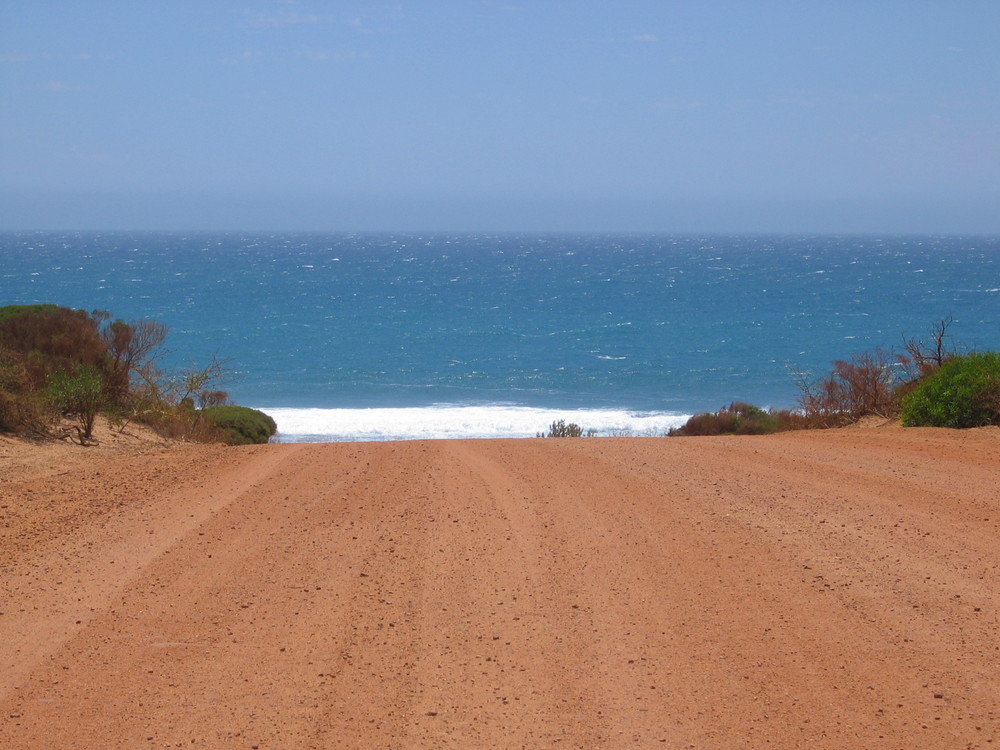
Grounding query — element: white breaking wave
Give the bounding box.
[257,405,689,443]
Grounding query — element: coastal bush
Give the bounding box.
[0,346,50,434]
[900,352,1000,428]
[539,419,594,438]
[45,365,105,442]
[0,305,113,391]
[0,304,61,324]
[0,303,252,445]
[899,314,958,379]
[668,402,801,436]
[795,348,902,427]
[198,390,230,408]
[96,314,168,401]
[200,405,277,445]
[139,403,219,443]
[791,317,968,429]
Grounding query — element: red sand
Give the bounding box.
[1,423,998,748]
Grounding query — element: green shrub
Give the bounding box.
[900,351,1000,428]
[200,405,277,445]
[46,365,105,441]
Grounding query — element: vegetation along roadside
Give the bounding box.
[0,304,276,445]
[3,306,996,444]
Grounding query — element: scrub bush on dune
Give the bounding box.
[45,365,105,442]
[795,348,901,427]
[200,405,277,445]
[0,304,252,444]
[669,402,802,436]
[538,419,595,437]
[0,345,50,434]
[901,352,1000,428]
[792,317,963,428]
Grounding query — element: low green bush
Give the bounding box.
[200,405,277,445]
[900,352,1000,428]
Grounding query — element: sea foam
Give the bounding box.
[258,405,688,443]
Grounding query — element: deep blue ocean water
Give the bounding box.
[2,232,998,441]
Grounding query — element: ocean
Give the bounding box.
[2,232,997,441]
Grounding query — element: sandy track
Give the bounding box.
[1,426,998,748]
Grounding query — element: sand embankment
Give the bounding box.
[1,423,998,748]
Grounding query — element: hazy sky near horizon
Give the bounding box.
[2,1,999,233]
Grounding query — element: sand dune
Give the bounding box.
[1,425,998,748]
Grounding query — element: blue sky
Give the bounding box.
[2,1,999,232]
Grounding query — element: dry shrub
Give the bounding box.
[796,348,901,427]
[539,419,594,437]
[198,390,230,408]
[669,402,802,436]
[0,306,111,391]
[899,314,956,379]
[0,345,51,434]
[142,405,227,443]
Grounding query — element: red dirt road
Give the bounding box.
[1,426,998,748]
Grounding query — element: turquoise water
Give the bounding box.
[2,232,998,440]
